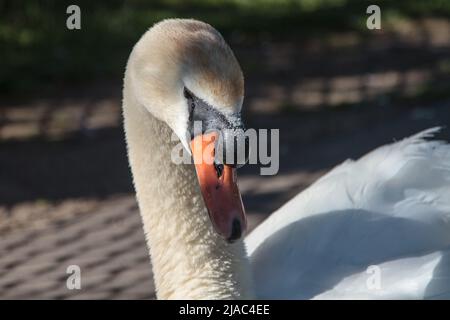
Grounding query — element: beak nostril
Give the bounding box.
[214,161,224,178]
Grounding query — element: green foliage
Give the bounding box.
[1,0,450,95]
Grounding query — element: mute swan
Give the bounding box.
[122,19,450,299]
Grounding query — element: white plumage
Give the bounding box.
[124,19,450,299]
[246,127,450,299]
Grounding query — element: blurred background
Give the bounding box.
[1,0,450,299]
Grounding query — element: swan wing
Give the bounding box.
[245,128,450,299]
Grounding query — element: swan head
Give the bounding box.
[127,19,248,242]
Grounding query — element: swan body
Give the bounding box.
[247,128,450,299]
[122,18,450,299]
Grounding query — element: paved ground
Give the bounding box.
[0,98,449,299]
[0,193,283,299]
[0,196,153,299]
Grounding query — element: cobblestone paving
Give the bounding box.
[0,196,156,299]
[0,190,281,299]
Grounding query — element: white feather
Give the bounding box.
[246,127,450,299]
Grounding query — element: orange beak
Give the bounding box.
[190,132,247,242]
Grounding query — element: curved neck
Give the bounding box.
[123,82,253,299]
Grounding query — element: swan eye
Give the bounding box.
[183,87,192,99]
[183,87,195,107]
[183,87,196,121]
[214,161,224,178]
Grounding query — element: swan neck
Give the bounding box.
[122,84,253,299]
